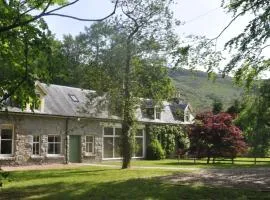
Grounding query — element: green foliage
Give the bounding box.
[236,80,270,157]
[149,125,189,157]
[212,98,223,114]
[146,139,165,160]
[0,0,70,108]
[170,68,243,112]
[221,0,270,85]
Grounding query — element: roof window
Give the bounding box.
[68,94,79,102]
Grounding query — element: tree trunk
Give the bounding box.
[207,156,210,164]
[121,37,134,169]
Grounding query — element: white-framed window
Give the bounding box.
[146,107,161,120]
[0,125,13,156]
[48,135,61,155]
[155,108,161,120]
[103,126,145,159]
[86,136,94,153]
[32,135,40,155]
[103,127,121,158]
[134,129,144,158]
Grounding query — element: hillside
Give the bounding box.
[169,69,243,113]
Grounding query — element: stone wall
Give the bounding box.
[0,114,104,166]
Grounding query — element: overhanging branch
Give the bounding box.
[0,0,119,33]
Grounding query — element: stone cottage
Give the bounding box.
[0,83,193,165]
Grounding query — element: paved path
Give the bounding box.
[1,163,198,171]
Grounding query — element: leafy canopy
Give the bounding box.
[188,112,247,162]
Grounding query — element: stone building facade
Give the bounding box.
[0,83,193,165]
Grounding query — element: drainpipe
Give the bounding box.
[65,118,69,164]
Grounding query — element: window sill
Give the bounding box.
[0,156,15,161]
[84,153,96,157]
[30,155,45,159]
[46,155,65,159]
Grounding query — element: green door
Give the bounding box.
[69,135,81,163]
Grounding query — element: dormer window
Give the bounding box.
[155,107,161,120]
[69,94,79,102]
[184,111,190,122]
[145,107,161,120]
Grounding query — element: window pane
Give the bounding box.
[147,108,155,119]
[1,129,12,139]
[48,136,54,142]
[33,143,40,155]
[55,136,61,142]
[86,136,93,142]
[33,136,39,142]
[114,137,121,158]
[55,143,61,154]
[86,143,93,153]
[135,138,143,157]
[103,137,113,158]
[48,143,54,154]
[104,127,113,135]
[156,112,161,119]
[115,128,122,135]
[136,129,143,136]
[1,140,12,154]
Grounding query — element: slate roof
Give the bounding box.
[4,83,192,124]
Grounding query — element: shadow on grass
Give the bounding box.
[2,176,270,200]
[9,168,118,182]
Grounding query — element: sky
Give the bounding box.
[44,0,269,77]
[44,0,246,47]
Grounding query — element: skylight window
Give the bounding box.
[68,94,79,102]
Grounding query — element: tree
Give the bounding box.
[149,125,189,158]
[188,112,247,164]
[236,80,270,161]
[78,0,177,168]
[217,0,269,84]
[212,98,223,114]
[0,0,119,107]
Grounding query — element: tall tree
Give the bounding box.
[236,80,270,159]
[0,0,119,107]
[79,0,177,168]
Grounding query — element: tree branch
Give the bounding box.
[209,1,264,42]
[0,0,119,33]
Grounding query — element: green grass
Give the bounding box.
[2,165,270,200]
[103,157,270,169]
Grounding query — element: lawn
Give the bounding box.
[103,157,270,169]
[2,165,270,200]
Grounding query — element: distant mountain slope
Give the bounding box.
[169,69,243,113]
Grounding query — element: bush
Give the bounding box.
[149,125,189,158]
[146,139,165,160]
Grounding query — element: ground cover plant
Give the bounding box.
[2,166,270,200]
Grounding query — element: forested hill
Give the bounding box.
[169,69,243,113]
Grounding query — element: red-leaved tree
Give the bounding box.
[188,112,247,164]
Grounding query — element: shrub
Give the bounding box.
[146,139,165,160]
[149,125,189,157]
